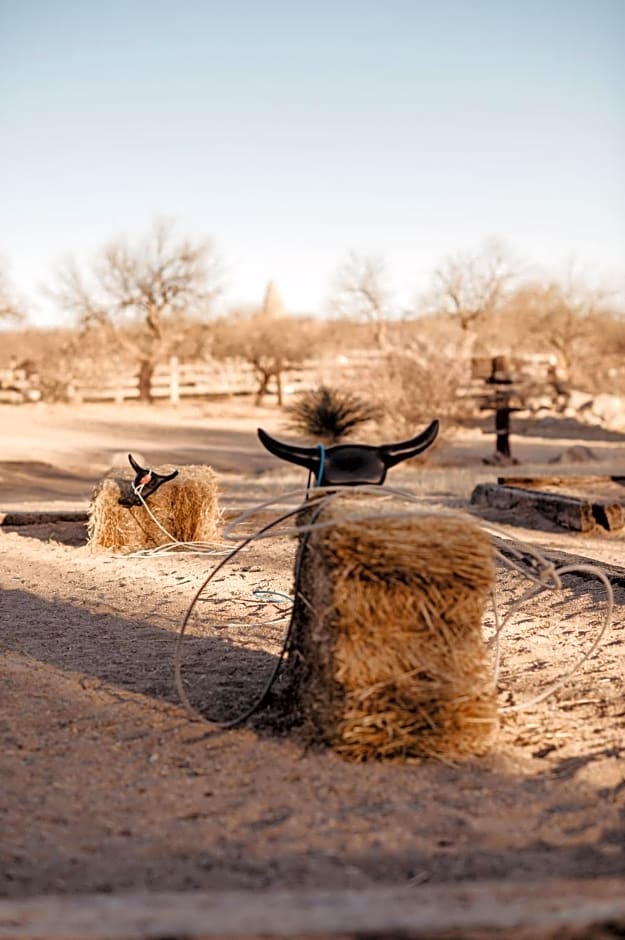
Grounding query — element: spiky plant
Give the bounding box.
[284,384,380,444]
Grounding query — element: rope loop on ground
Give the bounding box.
[172,485,614,727]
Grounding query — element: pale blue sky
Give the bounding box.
[1,0,624,323]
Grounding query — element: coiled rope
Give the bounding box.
[172,483,614,726]
[124,480,233,557]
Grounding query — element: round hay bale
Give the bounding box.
[284,494,498,760]
[88,464,220,553]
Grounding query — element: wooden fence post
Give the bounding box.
[486,356,516,462]
[169,356,180,405]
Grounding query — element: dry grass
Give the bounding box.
[285,494,498,760]
[88,465,220,553]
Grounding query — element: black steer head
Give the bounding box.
[257,420,439,487]
[118,453,179,507]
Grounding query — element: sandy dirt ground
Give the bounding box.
[1,401,624,934]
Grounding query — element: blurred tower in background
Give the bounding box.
[261,280,287,318]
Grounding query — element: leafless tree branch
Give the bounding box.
[329,252,392,347]
[423,238,520,331]
[50,220,223,400]
[0,261,27,323]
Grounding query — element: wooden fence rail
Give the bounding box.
[71,358,260,403]
[1,353,375,404]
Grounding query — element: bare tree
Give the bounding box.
[423,239,519,333]
[51,221,222,401]
[213,309,318,406]
[329,252,392,348]
[0,261,26,323]
[504,276,615,389]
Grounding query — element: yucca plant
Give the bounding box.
[284,384,380,444]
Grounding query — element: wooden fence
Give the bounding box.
[43,352,383,404]
[0,350,566,409]
[1,353,380,405]
[69,358,261,403]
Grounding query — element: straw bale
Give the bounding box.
[88,465,220,553]
[285,494,497,760]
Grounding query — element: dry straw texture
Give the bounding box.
[287,494,497,760]
[88,465,220,553]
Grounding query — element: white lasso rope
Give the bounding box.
[171,484,615,723]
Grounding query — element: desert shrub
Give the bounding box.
[284,384,381,443]
[371,350,470,439]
